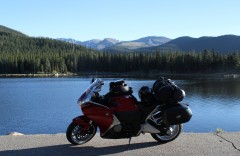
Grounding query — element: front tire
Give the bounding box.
[66,122,97,145]
[151,124,182,143]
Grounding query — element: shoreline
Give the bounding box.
[0,72,240,79]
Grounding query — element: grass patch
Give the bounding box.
[215,128,224,134]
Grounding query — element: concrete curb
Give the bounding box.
[0,133,240,156]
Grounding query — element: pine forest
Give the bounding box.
[0,31,240,75]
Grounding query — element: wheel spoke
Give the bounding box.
[151,124,182,143]
[67,122,97,145]
[71,125,96,144]
[157,125,179,140]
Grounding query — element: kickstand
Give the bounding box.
[128,137,132,145]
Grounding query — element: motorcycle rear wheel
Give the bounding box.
[66,122,97,145]
[151,124,182,143]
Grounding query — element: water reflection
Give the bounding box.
[180,79,240,105]
[176,79,240,132]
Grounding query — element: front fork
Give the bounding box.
[72,115,94,133]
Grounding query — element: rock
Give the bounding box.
[6,132,24,136]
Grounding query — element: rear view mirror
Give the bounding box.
[91,78,96,84]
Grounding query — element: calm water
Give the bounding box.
[0,77,240,135]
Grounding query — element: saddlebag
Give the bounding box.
[164,103,192,125]
[153,77,185,104]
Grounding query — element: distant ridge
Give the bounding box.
[0,25,92,54]
[0,25,27,37]
[58,36,171,51]
[2,25,240,53]
[138,35,240,53]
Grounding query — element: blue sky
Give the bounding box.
[1,0,240,41]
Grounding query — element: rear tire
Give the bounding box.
[151,124,182,143]
[66,122,96,145]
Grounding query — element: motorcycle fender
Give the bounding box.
[72,115,91,127]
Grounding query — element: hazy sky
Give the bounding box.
[1,0,240,41]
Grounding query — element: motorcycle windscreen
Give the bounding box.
[164,103,192,125]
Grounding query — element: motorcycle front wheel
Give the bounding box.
[66,122,97,145]
[151,124,182,143]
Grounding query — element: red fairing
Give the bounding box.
[81,102,113,134]
[111,95,139,112]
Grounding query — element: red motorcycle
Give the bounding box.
[66,78,192,145]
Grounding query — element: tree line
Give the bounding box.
[1,50,240,74]
[0,32,240,74]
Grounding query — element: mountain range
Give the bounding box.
[58,35,240,53]
[138,35,240,53]
[57,36,171,51]
[1,25,240,53]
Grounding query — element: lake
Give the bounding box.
[0,77,240,135]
